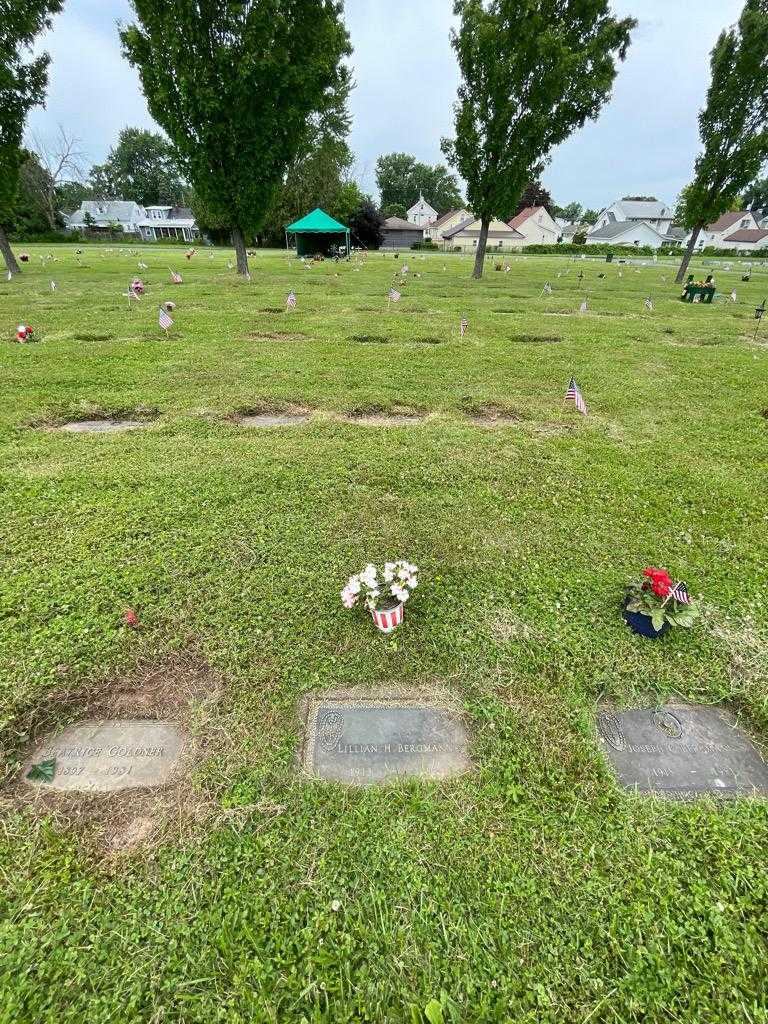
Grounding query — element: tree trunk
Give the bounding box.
[472,217,491,279]
[232,226,249,276]
[675,224,703,284]
[0,225,20,276]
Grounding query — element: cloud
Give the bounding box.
[26,0,747,208]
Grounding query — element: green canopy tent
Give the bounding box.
[285,207,350,257]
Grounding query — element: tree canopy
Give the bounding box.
[121,0,351,274]
[743,176,768,212]
[674,0,768,282]
[515,181,554,216]
[375,153,464,214]
[0,0,63,273]
[443,0,635,277]
[89,127,186,206]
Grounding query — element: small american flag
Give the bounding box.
[159,305,174,331]
[460,316,468,337]
[669,581,692,605]
[169,268,183,284]
[388,288,401,303]
[50,280,57,292]
[579,298,588,314]
[286,290,297,309]
[542,282,552,296]
[644,296,654,311]
[730,289,737,303]
[565,376,587,415]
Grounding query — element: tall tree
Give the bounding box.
[121,1,351,276]
[675,1,768,283]
[743,176,768,212]
[89,127,185,207]
[559,201,584,223]
[376,152,464,213]
[27,127,86,229]
[0,0,63,275]
[515,181,554,216]
[349,199,384,249]
[443,0,634,278]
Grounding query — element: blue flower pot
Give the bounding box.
[622,601,669,639]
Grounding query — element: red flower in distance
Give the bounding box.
[123,608,139,628]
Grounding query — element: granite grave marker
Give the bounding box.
[301,694,470,784]
[24,720,185,794]
[597,704,768,799]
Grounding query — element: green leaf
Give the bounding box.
[651,612,666,631]
[424,999,445,1024]
[26,758,56,783]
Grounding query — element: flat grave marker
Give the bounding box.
[597,704,768,799]
[24,720,185,794]
[301,693,470,785]
[58,420,148,434]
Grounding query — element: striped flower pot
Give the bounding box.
[371,602,404,633]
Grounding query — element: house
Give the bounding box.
[590,197,674,235]
[694,211,762,250]
[441,217,525,252]
[380,216,425,249]
[560,222,590,242]
[407,194,438,227]
[65,200,199,241]
[585,219,674,250]
[714,228,768,252]
[424,208,472,242]
[508,206,560,245]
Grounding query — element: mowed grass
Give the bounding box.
[1,244,767,1024]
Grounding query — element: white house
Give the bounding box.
[407,194,438,227]
[713,228,768,252]
[65,200,199,241]
[694,211,762,250]
[591,198,675,235]
[425,208,472,242]
[585,219,673,250]
[507,206,560,245]
[441,217,525,252]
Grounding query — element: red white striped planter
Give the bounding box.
[371,602,404,633]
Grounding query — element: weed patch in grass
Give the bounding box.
[71,332,114,342]
[247,330,307,341]
[351,333,390,344]
[511,333,561,344]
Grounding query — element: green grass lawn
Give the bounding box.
[1,244,767,1023]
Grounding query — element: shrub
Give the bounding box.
[411,239,438,250]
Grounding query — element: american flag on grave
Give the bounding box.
[158,305,174,332]
[644,297,653,311]
[542,281,552,296]
[388,287,401,303]
[371,603,404,633]
[669,581,692,605]
[565,376,587,415]
[169,268,183,284]
[286,290,297,309]
[579,298,588,313]
[460,315,468,337]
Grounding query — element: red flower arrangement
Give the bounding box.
[625,566,699,633]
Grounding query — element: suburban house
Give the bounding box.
[560,222,590,242]
[407,195,438,227]
[441,217,525,252]
[424,208,472,242]
[713,228,768,252]
[585,219,674,250]
[380,216,425,249]
[65,200,199,241]
[591,198,675,235]
[694,211,763,250]
[508,206,560,245]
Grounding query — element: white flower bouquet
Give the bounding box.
[341,561,419,632]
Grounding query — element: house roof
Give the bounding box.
[663,227,687,241]
[706,211,751,233]
[722,229,768,243]
[382,216,424,231]
[432,208,470,229]
[68,200,142,224]
[508,206,553,230]
[407,194,437,214]
[612,199,671,220]
[442,217,524,239]
[286,207,348,233]
[588,219,668,241]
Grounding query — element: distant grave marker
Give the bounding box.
[597,704,768,799]
[58,420,148,434]
[238,413,309,428]
[301,693,470,785]
[24,720,185,793]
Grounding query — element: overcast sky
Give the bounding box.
[28,0,745,210]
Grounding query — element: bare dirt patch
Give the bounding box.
[463,401,525,426]
[1,652,230,857]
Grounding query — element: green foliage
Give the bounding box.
[55,179,93,215]
[0,0,63,222]
[382,203,408,220]
[582,208,600,225]
[742,175,768,212]
[516,181,554,215]
[348,198,384,248]
[677,1,768,233]
[572,232,588,246]
[557,201,584,223]
[622,195,659,202]
[376,153,464,214]
[443,0,634,276]
[120,0,351,261]
[89,128,185,207]
[5,151,55,235]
